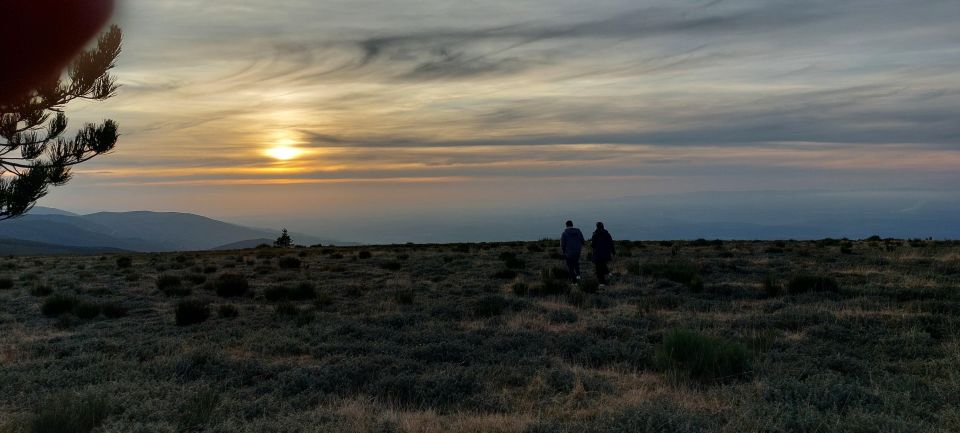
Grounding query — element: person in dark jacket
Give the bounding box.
[591,222,615,285]
[560,220,586,282]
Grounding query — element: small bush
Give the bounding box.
[763,274,782,297]
[100,302,128,319]
[177,388,220,431]
[358,251,372,259]
[157,274,189,297]
[41,295,77,317]
[0,277,13,290]
[29,392,110,433]
[787,275,839,294]
[183,273,207,285]
[654,329,750,383]
[115,256,133,269]
[548,308,578,324]
[278,256,301,269]
[640,261,703,290]
[314,292,334,308]
[175,299,210,326]
[472,295,510,318]
[218,304,239,319]
[567,288,587,307]
[264,281,316,301]
[215,273,249,297]
[31,283,53,297]
[527,243,544,253]
[393,289,415,305]
[275,302,298,316]
[580,278,600,294]
[381,261,403,271]
[510,279,529,296]
[73,301,101,320]
[493,269,518,279]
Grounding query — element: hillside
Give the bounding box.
[0,239,957,432]
[0,208,349,252]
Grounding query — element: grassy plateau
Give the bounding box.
[1,238,958,432]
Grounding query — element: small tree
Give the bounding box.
[0,25,122,220]
[275,229,293,248]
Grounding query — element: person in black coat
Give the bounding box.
[590,222,615,285]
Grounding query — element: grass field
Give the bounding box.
[1,238,958,432]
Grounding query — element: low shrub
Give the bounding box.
[218,304,239,319]
[177,388,220,432]
[393,289,415,305]
[472,295,510,318]
[510,279,529,296]
[567,288,587,307]
[763,274,782,297]
[580,278,600,294]
[0,277,13,290]
[493,269,518,279]
[73,301,101,320]
[115,256,133,269]
[175,299,210,326]
[100,302,128,319]
[358,251,373,259]
[274,302,298,316]
[215,273,249,297]
[157,274,189,297]
[654,329,750,383]
[787,275,839,294]
[29,392,110,433]
[548,308,578,324]
[183,273,206,285]
[381,261,403,271]
[314,292,334,308]
[278,256,301,269]
[31,283,53,297]
[41,294,77,317]
[640,261,703,290]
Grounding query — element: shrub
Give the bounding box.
[218,304,239,318]
[264,282,316,301]
[640,261,703,290]
[787,275,839,294]
[177,388,220,432]
[526,243,544,253]
[202,265,218,274]
[115,256,133,269]
[510,279,529,296]
[278,256,301,269]
[472,295,510,318]
[314,292,334,308]
[548,308,578,324]
[763,274,782,297]
[41,295,78,317]
[498,251,526,269]
[358,251,372,259]
[0,277,13,290]
[100,302,128,319]
[493,269,518,279]
[381,261,403,271]
[580,278,600,294]
[654,329,750,383]
[567,288,587,307]
[31,283,53,297]
[393,289,415,305]
[182,273,206,285]
[175,299,210,326]
[274,302,298,316]
[215,274,249,297]
[73,301,101,320]
[29,392,110,433]
[157,274,188,296]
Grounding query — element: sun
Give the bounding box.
[265,139,304,161]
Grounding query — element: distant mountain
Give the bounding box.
[211,238,275,251]
[0,237,128,256]
[28,206,79,217]
[0,208,351,252]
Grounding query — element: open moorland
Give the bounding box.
[1,238,958,432]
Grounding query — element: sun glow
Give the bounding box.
[265,138,304,161]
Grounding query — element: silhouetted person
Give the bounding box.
[560,220,586,282]
[591,222,615,286]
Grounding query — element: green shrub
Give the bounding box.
[275,302,298,316]
[156,274,188,296]
[183,273,207,285]
[787,275,839,294]
[548,308,578,324]
[175,299,210,326]
[472,295,510,318]
[0,277,13,290]
[29,392,110,433]
[278,256,301,269]
[763,274,782,297]
[100,302,128,319]
[30,283,52,297]
[177,388,220,432]
[314,292,334,308]
[41,295,77,317]
[215,273,249,297]
[654,329,750,383]
[381,261,403,271]
[393,289,415,305]
[567,288,587,307]
[115,256,133,269]
[510,279,529,296]
[264,282,316,301]
[580,278,600,294]
[493,269,518,279]
[498,252,526,269]
[72,301,101,320]
[358,251,372,259]
[218,304,239,319]
[641,261,703,290]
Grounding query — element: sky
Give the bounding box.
[41,0,960,241]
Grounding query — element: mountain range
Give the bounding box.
[0,207,350,255]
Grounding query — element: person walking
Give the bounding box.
[560,220,586,282]
[591,222,615,286]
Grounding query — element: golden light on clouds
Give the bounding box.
[264,133,305,161]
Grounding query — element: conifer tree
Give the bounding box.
[0,25,122,220]
[275,229,293,248]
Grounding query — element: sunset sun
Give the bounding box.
[265,139,304,161]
